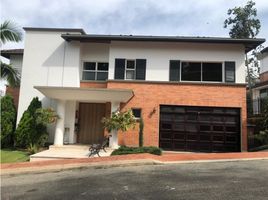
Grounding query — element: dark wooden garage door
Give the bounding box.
[159,105,241,152]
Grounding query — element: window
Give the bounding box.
[126,60,136,80]
[114,58,146,80]
[181,62,201,81]
[180,61,223,82]
[82,62,108,81]
[202,63,222,82]
[132,108,141,119]
[260,88,268,98]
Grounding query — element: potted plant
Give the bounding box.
[102,109,136,149]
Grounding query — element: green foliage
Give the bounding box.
[36,107,58,125]
[1,95,17,147]
[102,109,136,133]
[0,20,22,44]
[1,149,29,163]
[139,116,144,147]
[224,0,261,39]
[15,97,49,150]
[261,98,268,130]
[111,146,162,156]
[0,62,20,87]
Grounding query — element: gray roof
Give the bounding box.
[261,47,268,53]
[1,49,24,59]
[23,27,86,34]
[61,34,265,53]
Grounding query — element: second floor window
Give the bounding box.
[126,60,136,80]
[82,62,109,81]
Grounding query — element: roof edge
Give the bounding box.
[23,27,86,34]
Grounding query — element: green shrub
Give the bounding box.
[111,146,162,156]
[15,97,48,149]
[0,95,17,147]
[139,116,144,147]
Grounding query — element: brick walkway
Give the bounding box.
[1,152,268,174]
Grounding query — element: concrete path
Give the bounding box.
[1,152,268,175]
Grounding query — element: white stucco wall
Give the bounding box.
[80,43,110,79]
[260,52,268,74]
[109,41,245,83]
[18,30,81,143]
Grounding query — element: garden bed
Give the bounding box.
[111,146,162,156]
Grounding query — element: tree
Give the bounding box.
[0,20,23,86]
[0,20,23,44]
[223,0,261,115]
[0,62,20,87]
[15,97,47,149]
[102,109,136,148]
[224,0,260,39]
[1,95,17,147]
[139,116,144,147]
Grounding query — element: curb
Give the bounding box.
[0,159,160,176]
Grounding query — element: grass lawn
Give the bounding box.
[1,149,30,163]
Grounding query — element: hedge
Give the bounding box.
[111,146,162,156]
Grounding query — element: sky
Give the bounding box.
[1,0,268,50]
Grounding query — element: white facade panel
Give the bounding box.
[109,41,245,83]
[260,53,268,74]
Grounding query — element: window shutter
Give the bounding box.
[114,59,125,79]
[169,60,180,81]
[225,61,235,83]
[135,59,146,80]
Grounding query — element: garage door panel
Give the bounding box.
[159,105,241,152]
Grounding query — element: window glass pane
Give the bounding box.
[260,89,268,98]
[181,62,201,81]
[96,72,108,80]
[97,63,109,71]
[202,63,222,82]
[126,70,135,79]
[126,60,135,69]
[132,108,141,118]
[82,72,95,80]
[84,62,96,70]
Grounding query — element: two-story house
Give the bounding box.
[253,47,268,114]
[16,27,265,152]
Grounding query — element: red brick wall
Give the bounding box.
[260,71,268,82]
[5,86,20,110]
[80,81,107,88]
[106,82,248,151]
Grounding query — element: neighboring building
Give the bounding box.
[1,49,24,109]
[252,47,268,114]
[17,27,265,152]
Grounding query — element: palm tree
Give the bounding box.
[0,20,23,86]
[0,62,20,87]
[0,20,22,44]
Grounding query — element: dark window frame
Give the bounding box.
[174,61,224,83]
[82,61,109,81]
[131,108,142,119]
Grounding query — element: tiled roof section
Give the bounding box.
[1,49,24,59]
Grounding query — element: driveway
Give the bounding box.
[1,160,268,200]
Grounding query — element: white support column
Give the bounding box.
[109,102,120,149]
[54,100,66,146]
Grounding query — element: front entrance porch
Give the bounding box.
[34,86,133,148]
[30,145,114,161]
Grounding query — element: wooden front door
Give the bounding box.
[78,103,106,144]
